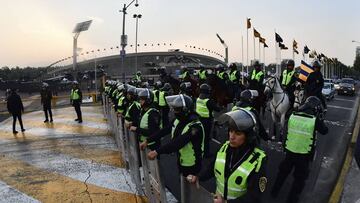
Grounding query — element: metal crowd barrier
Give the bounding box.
[102,93,214,203]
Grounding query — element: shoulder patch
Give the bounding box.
[259,177,267,193]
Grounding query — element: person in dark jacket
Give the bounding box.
[140,94,205,178]
[198,109,267,203]
[7,89,25,134]
[304,60,327,111]
[271,96,328,203]
[70,81,83,123]
[40,82,53,122]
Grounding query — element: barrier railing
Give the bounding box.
[102,93,214,203]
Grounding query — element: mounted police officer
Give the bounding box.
[304,60,327,112]
[248,61,264,91]
[198,109,267,203]
[271,96,328,203]
[195,83,222,157]
[141,94,205,180]
[152,81,163,108]
[229,63,242,100]
[133,71,143,87]
[280,59,297,108]
[40,82,53,123]
[179,66,191,82]
[198,64,208,84]
[70,81,82,123]
[130,88,161,150]
[216,64,229,82]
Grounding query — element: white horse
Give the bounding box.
[294,88,305,110]
[264,76,291,142]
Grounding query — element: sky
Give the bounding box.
[0,0,359,68]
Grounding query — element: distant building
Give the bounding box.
[356,46,360,57]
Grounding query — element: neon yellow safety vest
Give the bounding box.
[105,86,109,94]
[230,70,238,82]
[195,98,210,118]
[171,119,205,167]
[215,141,266,200]
[112,89,118,98]
[231,106,253,112]
[153,90,159,104]
[251,70,264,82]
[217,71,226,79]
[286,113,316,154]
[180,71,189,79]
[125,101,140,121]
[282,70,295,86]
[139,108,159,145]
[70,89,80,100]
[117,95,126,113]
[199,70,207,80]
[158,91,167,107]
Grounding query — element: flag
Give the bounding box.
[293,40,298,49]
[264,43,269,48]
[299,60,314,82]
[259,37,266,44]
[304,45,310,54]
[294,49,299,54]
[279,43,288,50]
[275,33,283,43]
[247,18,251,29]
[254,28,261,38]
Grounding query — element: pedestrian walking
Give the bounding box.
[7,89,25,134]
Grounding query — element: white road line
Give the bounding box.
[0,180,40,203]
[327,105,353,111]
[334,98,355,102]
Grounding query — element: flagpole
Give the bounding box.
[242,35,244,84]
[246,18,249,75]
[275,29,278,75]
[253,30,256,62]
[263,45,265,65]
[258,39,261,62]
[292,39,295,61]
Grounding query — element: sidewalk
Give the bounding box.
[341,159,360,203]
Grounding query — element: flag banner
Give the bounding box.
[279,43,288,50]
[275,32,283,43]
[260,37,266,44]
[247,18,251,29]
[293,40,298,49]
[254,28,261,38]
[294,49,299,54]
[299,60,314,82]
[304,46,310,54]
[264,43,269,48]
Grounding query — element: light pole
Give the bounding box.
[133,14,142,73]
[119,0,139,82]
[216,33,229,64]
[72,20,92,71]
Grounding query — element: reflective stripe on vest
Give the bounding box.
[199,70,207,80]
[70,89,80,100]
[251,70,264,82]
[231,106,253,112]
[112,89,118,98]
[282,70,295,86]
[196,98,210,118]
[214,141,266,200]
[171,119,205,167]
[230,70,238,82]
[117,95,126,113]
[125,101,140,121]
[158,91,167,107]
[217,72,226,79]
[139,108,159,145]
[285,113,316,154]
[180,71,189,79]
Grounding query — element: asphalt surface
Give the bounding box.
[159,90,359,203]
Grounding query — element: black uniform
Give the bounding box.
[271,116,328,203]
[199,144,267,203]
[304,71,326,109]
[41,88,53,121]
[147,113,204,176]
[7,91,25,133]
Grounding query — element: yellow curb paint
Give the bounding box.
[0,155,147,203]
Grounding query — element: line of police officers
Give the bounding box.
[103,59,328,203]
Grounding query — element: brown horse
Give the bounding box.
[161,74,199,97]
[206,74,235,107]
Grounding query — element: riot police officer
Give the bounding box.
[153,81,162,108]
[158,83,171,128]
[70,81,82,123]
[271,96,328,203]
[124,85,141,128]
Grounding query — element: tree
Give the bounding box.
[354,55,360,73]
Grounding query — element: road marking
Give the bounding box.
[327,105,353,111]
[334,98,355,102]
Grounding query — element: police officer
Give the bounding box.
[130,88,161,150]
[280,59,297,108]
[232,89,269,142]
[7,89,25,134]
[40,82,53,123]
[216,64,229,81]
[158,83,171,128]
[195,83,222,157]
[198,109,267,203]
[304,60,327,112]
[198,65,208,84]
[70,81,82,123]
[124,85,141,128]
[133,71,143,87]
[152,81,162,108]
[116,84,128,115]
[179,66,191,82]
[229,63,242,100]
[248,61,264,91]
[271,96,328,203]
[141,94,205,179]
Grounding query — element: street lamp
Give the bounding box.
[72,20,92,71]
[133,14,142,73]
[216,33,229,64]
[119,0,139,82]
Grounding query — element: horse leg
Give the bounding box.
[271,112,277,140]
[280,114,286,144]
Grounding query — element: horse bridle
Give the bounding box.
[265,76,287,113]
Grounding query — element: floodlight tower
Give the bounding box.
[216,33,229,64]
[72,20,92,70]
